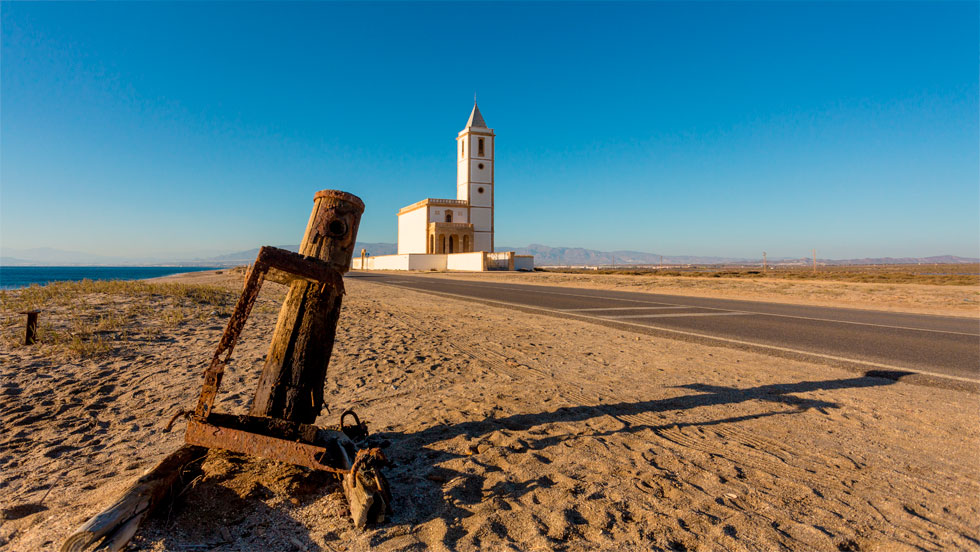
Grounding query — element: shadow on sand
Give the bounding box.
[138,370,907,551]
[367,370,907,550]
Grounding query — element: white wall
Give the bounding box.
[514,255,535,271]
[397,208,428,254]
[353,254,447,271]
[457,138,468,199]
[473,232,492,252]
[469,159,492,184]
[352,252,524,272]
[470,207,491,231]
[446,252,486,271]
[471,135,492,159]
[429,207,468,223]
[408,255,448,271]
[353,255,411,270]
[469,183,492,207]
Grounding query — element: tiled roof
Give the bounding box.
[466,102,487,128]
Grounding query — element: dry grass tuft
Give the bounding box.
[0,279,237,359]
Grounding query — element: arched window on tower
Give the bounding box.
[461,141,464,158]
[478,138,484,157]
[445,211,453,223]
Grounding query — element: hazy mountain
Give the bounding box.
[1,247,138,266]
[200,242,399,265]
[500,244,751,266]
[2,244,975,268]
[500,245,978,267]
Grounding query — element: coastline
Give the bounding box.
[0,266,225,290]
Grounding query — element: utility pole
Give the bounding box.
[763,251,767,273]
[660,255,663,268]
[812,249,817,274]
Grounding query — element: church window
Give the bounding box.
[478,163,484,170]
[461,142,464,158]
[445,211,453,223]
[478,138,484,156]
[477,187,484,194]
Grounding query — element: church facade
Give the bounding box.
[397,102,495,255]
[354,102,532,272]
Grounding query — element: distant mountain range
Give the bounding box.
[2,244,976,267]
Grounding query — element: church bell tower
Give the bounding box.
[456,102,495,252]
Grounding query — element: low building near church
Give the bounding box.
[353,102,533,272]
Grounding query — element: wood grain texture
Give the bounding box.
[61,445,206,552]
[250,190,364,423]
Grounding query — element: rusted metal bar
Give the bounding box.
[185,418,352,473]
[258,246,345,288]
[193,263,267,418]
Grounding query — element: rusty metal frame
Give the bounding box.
[193,246,343,419]
[186,246,362,473]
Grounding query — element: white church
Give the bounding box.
[353,103,533,272]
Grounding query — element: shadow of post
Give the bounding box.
[372,371,905,550]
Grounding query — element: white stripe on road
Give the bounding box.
[605,312,752,319]
[402,277,980,337]
[562,306,689,312]
[367,281,980,385]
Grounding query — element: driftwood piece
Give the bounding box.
[61,445,206,552]
[250,190,364,424]
[343,448,392,528]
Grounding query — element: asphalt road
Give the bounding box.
[347,272,980,387]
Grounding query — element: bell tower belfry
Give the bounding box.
[456,102,495,252]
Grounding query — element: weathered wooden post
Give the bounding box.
[250,190,364,423]
[20,310,39,345]
[63,190,391,552]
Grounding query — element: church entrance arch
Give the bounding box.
[429,234,434,254]
[439,235,446,254]
[448,235,455,254]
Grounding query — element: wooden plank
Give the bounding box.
[61,445,206,552]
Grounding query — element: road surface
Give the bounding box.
[347,272,980,388]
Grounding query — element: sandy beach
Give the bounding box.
[1,270,978,551]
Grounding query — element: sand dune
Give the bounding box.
[1,270,977,551]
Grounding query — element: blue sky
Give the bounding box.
[2,1,977,259]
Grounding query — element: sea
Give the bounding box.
[0,266,221,290]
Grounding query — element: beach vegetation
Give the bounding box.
[0,279,237,360]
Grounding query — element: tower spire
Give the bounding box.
[466,100,487,128]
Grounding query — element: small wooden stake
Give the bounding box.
[20,310,39,345]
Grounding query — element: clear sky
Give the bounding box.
[2,1,977,259]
